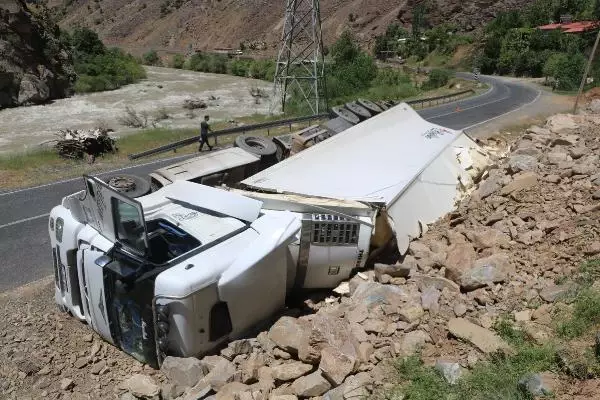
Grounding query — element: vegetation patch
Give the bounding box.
[66,27,146,93]
[388,346,557,400]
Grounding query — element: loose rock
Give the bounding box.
[291,371,331,397]
[447,318,511,354]
[161,356,205,388]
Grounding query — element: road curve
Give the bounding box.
[0,75,540,291]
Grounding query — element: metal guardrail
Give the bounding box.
[406,89,475,109]
[128,113,329,160]
[128,89,476,160]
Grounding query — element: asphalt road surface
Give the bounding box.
[0,75,540,292]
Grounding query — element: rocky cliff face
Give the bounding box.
[0,0,75,108]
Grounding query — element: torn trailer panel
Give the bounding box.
[240,103,490,255]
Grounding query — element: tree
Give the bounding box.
[543,52,586,90]
[330,30,362,66]
[70,27,105,57]
[412,3,427,38]
[525,0,553,26]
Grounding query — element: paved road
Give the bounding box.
[0,75,540,292]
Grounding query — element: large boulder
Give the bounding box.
[120,374,161,400]
[291,371,331,397]
[272,362,313,382]
[444,243,477,284]
[269,317,311,356]
[161,356,205,388]
[459,253,513,291]
[319,346,357,386]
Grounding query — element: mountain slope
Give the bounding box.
[46,0,531,54]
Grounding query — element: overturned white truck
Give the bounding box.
[48,103,489,367]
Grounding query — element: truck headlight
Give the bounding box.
[56,218,64,243]
[157,322,169,337]
[156,304,169,322]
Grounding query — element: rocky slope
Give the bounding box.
[4,106,600,399]
[44,0,530,54]
[0,0,75,108]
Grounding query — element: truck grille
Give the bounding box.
[311,214,359,245]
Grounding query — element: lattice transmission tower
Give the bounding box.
[270,0,327,115]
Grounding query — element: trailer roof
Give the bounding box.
[241,103,461,205]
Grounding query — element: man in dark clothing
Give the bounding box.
[198,115,213,151]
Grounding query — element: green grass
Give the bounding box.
[495,317,529,347]
[0,113,321,189]
[576,259,600,287]
[0,149,62,171]
[557,288,600,339]
[389,346,557,400]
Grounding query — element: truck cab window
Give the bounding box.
[113,198,146,255]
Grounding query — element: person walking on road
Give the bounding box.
[198,115,214,151]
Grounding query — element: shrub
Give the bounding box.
[171,54,185,69]
[118,106,148,128]
[422,68,451,90]
[68,28,146,93]
[143,49,161,66]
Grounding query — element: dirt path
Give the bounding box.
[0,66,275,154]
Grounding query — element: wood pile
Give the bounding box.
[53,128,117,160]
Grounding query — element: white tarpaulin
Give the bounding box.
[241,103,489,254]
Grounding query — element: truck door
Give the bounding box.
[80,247,114,344]
[80,175,149,257]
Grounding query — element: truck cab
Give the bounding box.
[49,176,301,367]
[148,147,262,190]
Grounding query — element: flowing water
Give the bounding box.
[0,66,277,154]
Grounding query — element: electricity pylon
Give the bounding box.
[271,0,327,115]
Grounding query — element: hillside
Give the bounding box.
[43,0,531,55]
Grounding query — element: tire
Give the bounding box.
[375,101,389,111]
[234,135,277,157]
[332,106,360,125]
[357,98,383,114]
[103,174,151,198]
[345,102,371,120]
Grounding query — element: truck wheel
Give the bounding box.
[234,135,277,157]
[103,174,151,198]
[357,98,383,114]
[332,106,360,125]
[345,102,371,120]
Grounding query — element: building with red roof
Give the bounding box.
[538,21,600,33]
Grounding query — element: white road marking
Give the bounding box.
[428,87,512,120]
[0,213,50,230]
[464,87,542,131]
